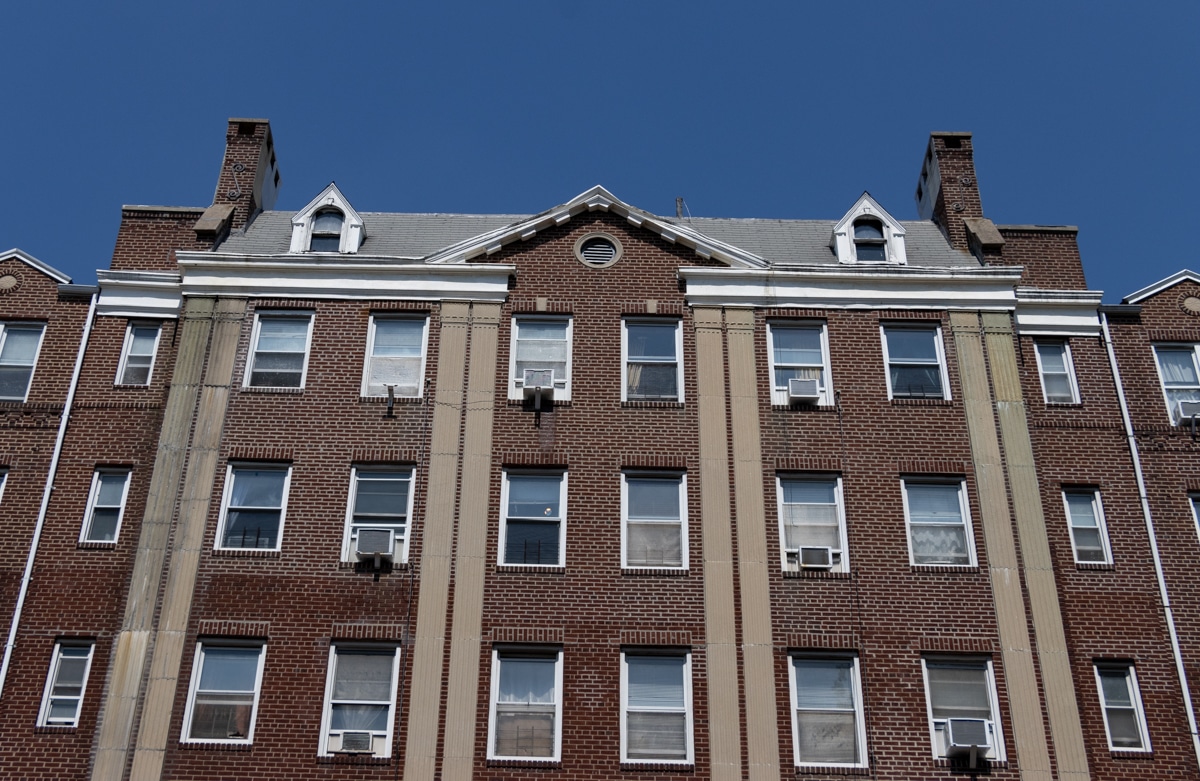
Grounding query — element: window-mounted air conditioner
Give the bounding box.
[798,546,834,570]
[945,718,992,757]
[523,369,555,408]
[787,377,821,403]
[1178,401,1200,420]
[355,528,395,565]
[337,731,374,753]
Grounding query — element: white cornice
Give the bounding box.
[1014,288,1103,336]
[96,270,183,318]
[1122,269,1200,304]
[680,265,1023,310]
[176,252,513,301]
[0,248,72,284]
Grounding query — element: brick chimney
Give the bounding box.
[915,132,984,253]
[209,118,281,233]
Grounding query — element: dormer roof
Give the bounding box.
[289,183,366,253]
[830,192,908,265]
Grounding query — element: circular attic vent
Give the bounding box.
[574,233,623,268]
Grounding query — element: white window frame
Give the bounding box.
[243,312,314,389]
[767,322,833,406]
[309,208,346,252]
[0,468,7,505]
[621,472,688,571]
[787,654,867,768]
[499,471,567,568]
[1033,340,1080,404]
[921,657,1005,761]
[487,647,564,761]
[851,217,890,263]
[360,315,429,398]
[620,651,694,764]
[318,644,401,758]
[79,468,132,543]
[115,322,162,386]
[1152,344,1200,424]
[1063,489,1112,565]
[902,478,977,567]
[776,475,848,573]
[37,641,95,727]
[1094,663,1151,752]
[341,466,416,563]
[1190,495,1200,547]
[0,322,46,402]
[508,316,573,402]
[215,464,292,552]
[880,324,950,401]
[180,642,267,744]
[622,319,684,403]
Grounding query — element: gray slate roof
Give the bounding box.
[219,210,978,270]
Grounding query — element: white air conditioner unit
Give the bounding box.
[787,377,821,403]
[355,528,395,566]
[1178,401,1200,420]
[945,718,992,757]
[798,546,834,570]
[523,369,555,408]
[337,730,374,753]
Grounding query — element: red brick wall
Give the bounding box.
[998,227,1088,290]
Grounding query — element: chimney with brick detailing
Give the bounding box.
[209,118,281,233]
[915,132,984,253]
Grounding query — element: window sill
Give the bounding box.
[315,753,391,765]
[620,761,694,772]
[1110,749,1154,759]
[1075,561,1115,571]
[487,758,562,768]
[622,400,684,409]
[496,564,566,574]
[783,569,850,580]
[211,548,282,559]
[910,564,980,574]
[1045,401,1083,407]
[77,540,117,550]
[793,765,870,776]
[360,395,424,404]
[179,740,254,751]
[239,386,304,394]
[771,403,838,412]
[113,383,153,390]
[34,725,78,734]
[933,758,1006,769]
[337,560,410,572]
[622,567,690,577]
[506,398,572,408]
[890,398,953,406]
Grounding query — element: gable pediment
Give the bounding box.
[289,183,366,253]
[1124,269,1200,304]
[0,248,72,284]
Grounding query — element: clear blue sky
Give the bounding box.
[3,2,1196,301]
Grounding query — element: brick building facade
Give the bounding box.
[1,119,1198,780]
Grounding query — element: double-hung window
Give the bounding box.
[309,209,344,252]
[245,313,313,389]
[1095,663,1150,752]
[0,322,45,401]
[922,658,1004,760]
[363,316,427,397]
[182,643,266,743]
[80,469,131,543]
[903,479,976,567]
[768,323,832,405]
[320,645,400,757]
[343,467,414,562]
[216,465,290,550]
[622,473,687,570]
[777,476,847,572]
[510,317,572,401]
[1034,340,1079,404]
[1063,489,1111,564]
[623,320,683,402]
[488,648,563,760]
[621,652,693,764]
[881,325,949,400]
[116,323,161,386]
[37,642,95,727]
[788,656,866,767]
[1154,345,1200,423]
[500,472,566,567]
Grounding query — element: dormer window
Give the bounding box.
[852,219,887,262]
[309,209,344,252]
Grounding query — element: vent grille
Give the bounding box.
[580,237,617,265]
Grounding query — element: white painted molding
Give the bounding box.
[289,183,366,254]
[0,248,72,284]
[1014,288,1103,336]
[830,193,908,266]
[96,270,183,318]
[1123,269,1200,304]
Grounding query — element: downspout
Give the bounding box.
[0,290,97,697]
[1100,311,1200,765]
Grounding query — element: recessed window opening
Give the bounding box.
[852,219,887,262]
[310,209,344,252]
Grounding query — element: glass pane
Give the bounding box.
[0,327,43,363]
[495,710,554,756]
[96,473,126,505]
[1157,349,1199,385]
[854,243,887,262]
[48,697,81,721]
[1106,708,1143,748]
[853,221,884,240]
[331,703,389,731]
[782,480,835,505]
[230,470,286,508]
[517,321,567,341]
[1099,670,1133,706]
[626,324,677,360]
[498,658,556,704]
[890,366,943,397]
[507,476,561,518]
[785,523,839,551]
[189,693,253,739]
[885,329,938,362]
[256,318,309,351]
[333,651,393,701]
[627,479,680,519]
[53,655,89,690]
[794,660,854,709]
[0,367,34,398]
[1036,343,1067,373]
[504,520,560,565]
[927,665,990,719]
[907,484,962,523]
[627,363,678,398]
[222,509,280,548]
[627,523,683,566]
[1066,494,1097,527]
[354,473,409,519]
[627,657,685,708]
[774,367,823,390]
[129,327,158,355]
[121,363,151,385]
[1043,373,1074,402]
[911,525,969,564]
[627,711,687,758]
[1072,528,1105,561]
[309,235,341,252]
[372,320,424,356]
[313,211,343,232]
[86,508,120,542]
[772,328,823,366]
[796,711,858,764]
[198,648,260,692]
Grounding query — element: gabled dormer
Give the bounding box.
[831,193,907,265]
[289,183,365,254]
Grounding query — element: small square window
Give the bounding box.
[319,645,400,757]
[881,325,949,400]
[245,314,313,389]
[216,465,291,551]
[1153,345,1200,423]
[621,652,693,763]
[80,469,131,543]
[1063,489,1111,565]
[623,320,683,402]
[622,474,687,570]
[116,323,161,386]
[789,655,866,767]
[182,643,266,743]
[0,322,45,401]
[768,323,833,405]
[500,472,566,567]
[509,317,572,402]
[922,657,1004,760]
[37,642,95,727]
[362,316,427,397]
[343,467,414,562]
[488,648,563,760]
[1095,663,1150,751]
[903,479,976,567]
[1034,341,1079,404]
[778,476,847,573]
